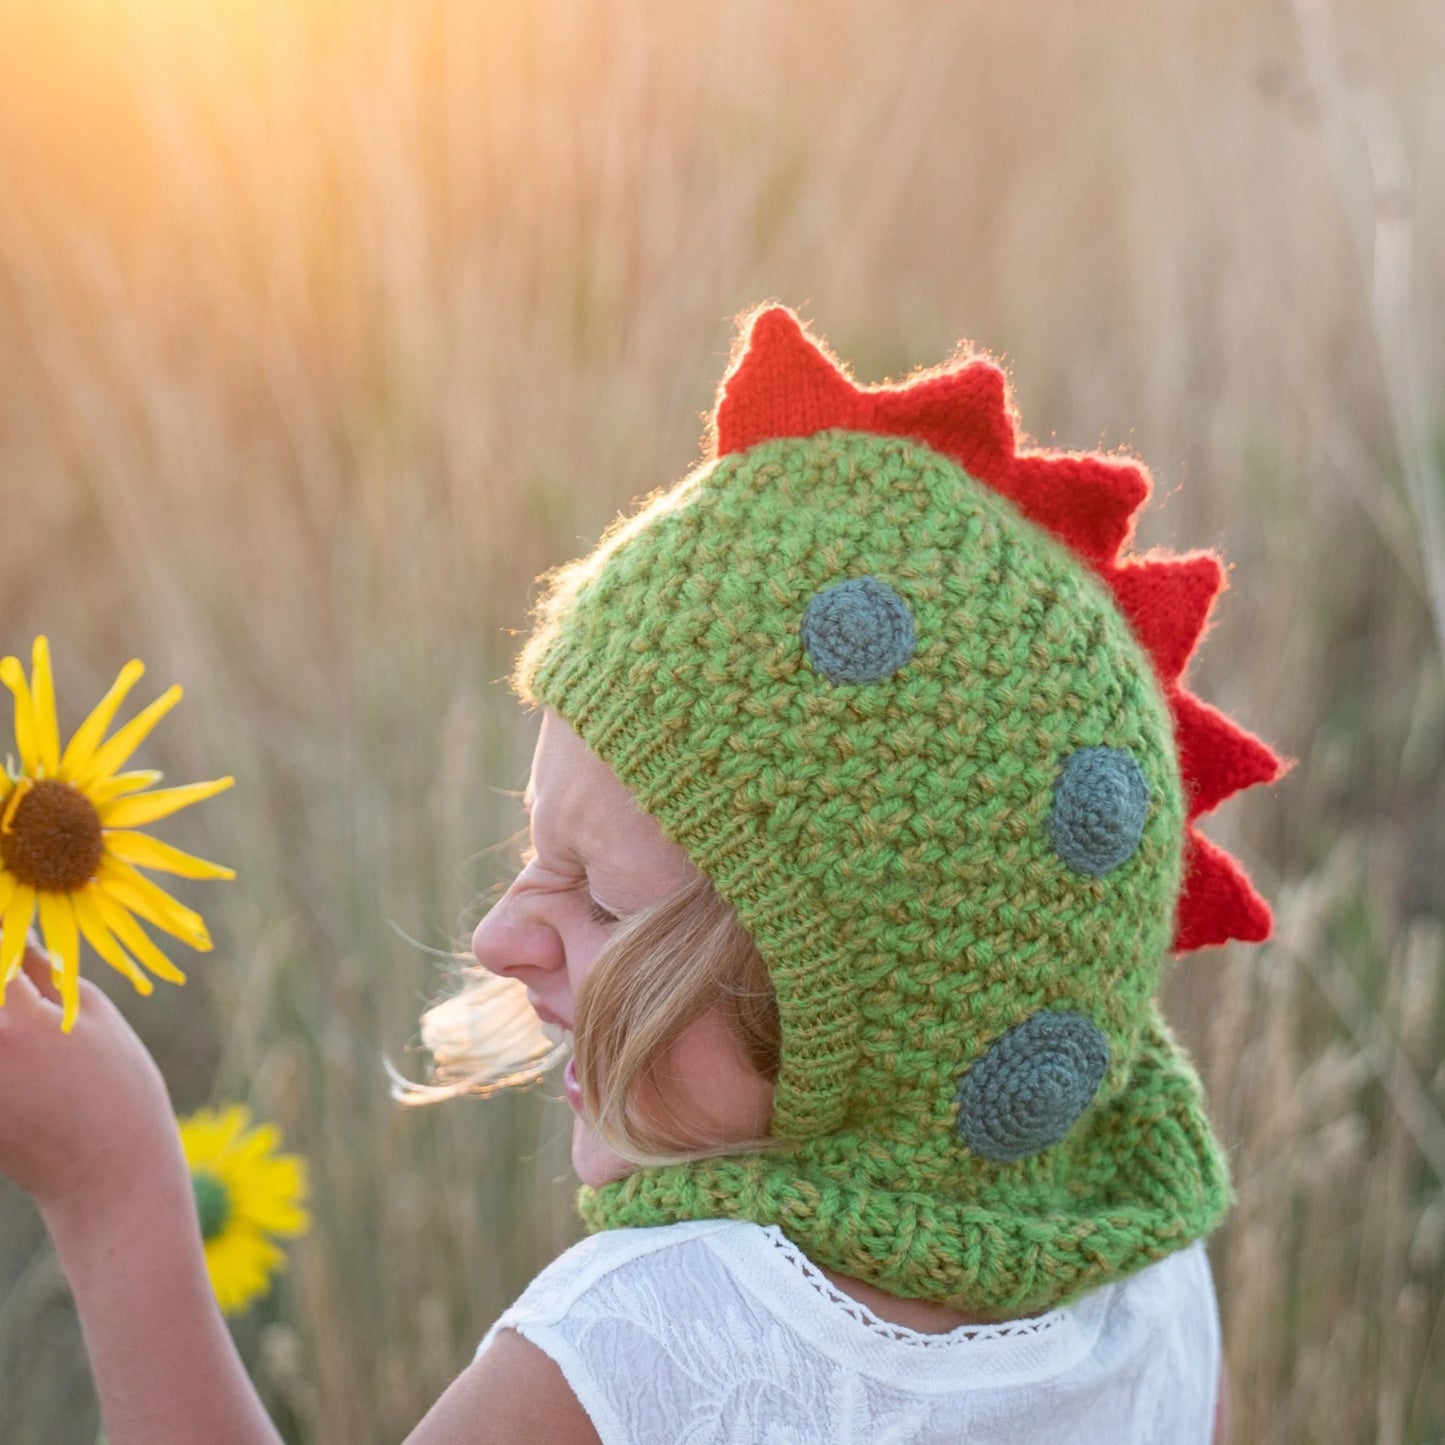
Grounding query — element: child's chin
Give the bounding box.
[571,1115,636,1188]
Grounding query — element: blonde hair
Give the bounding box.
[395,872,781,1167]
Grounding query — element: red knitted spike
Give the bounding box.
[868,364,1018,486]
[1174,691,1285,821]
[714,307,864,458]
[1005,454,1148,566]
[1174,831,1274,950]
[1108,553,1224,684]
[710,304,1280,954]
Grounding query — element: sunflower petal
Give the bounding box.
[0,884,36,989]
[104,830,236,882]
[37,891,81,1032]
[29,637,61,779]
[73,887,154,997]
[0,872,15,917]
[89,770,164,804]
[239,1193,311,1237]
[91,893,188,985]
[0,657,39,776]
[236,1162,311,1234]
[1,778,29,835]
[183,1104,250,1160]
[98,776,234,829]
[79,684,183,787]
[208,1231,286,1315]
[213,1105,252,1152]
[225,1103,253,1133]
[96,858,212,950]
[233,1123,284,1163]
[58,659,145,781]
[179,1110,229,1165]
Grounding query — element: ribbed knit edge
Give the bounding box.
[576,1017,1231,1316]
[531,653,860,1139]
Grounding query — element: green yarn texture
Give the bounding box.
[515,429,1231,1315]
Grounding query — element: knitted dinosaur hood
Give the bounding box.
[512,305,1282,1314]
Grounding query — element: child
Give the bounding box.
[0,305,1281,1443]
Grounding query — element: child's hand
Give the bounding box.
[0,943,177,1221]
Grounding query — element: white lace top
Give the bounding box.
[477,1219,1220,1444]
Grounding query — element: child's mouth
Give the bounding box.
[527,995,570,1030]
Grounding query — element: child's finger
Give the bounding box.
[20,944,62,1006]
[0,963,63,1027]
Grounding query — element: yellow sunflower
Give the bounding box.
[0,636,235,1032]
[179,1104,311,1316]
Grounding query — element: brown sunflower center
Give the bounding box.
[0,779,104,892]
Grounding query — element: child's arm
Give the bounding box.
[0,951,283,1445]
[407,1329,602,1445]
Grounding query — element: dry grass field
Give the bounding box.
[0,0,1441,1440]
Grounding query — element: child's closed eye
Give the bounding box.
[585,895,620,927]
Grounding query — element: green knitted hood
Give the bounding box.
[512,307,1281,1315]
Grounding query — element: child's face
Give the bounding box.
[471,708,775,1187]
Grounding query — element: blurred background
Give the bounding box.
[0,0,1441,1440]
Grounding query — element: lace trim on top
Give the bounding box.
[762,1225,1070,1349]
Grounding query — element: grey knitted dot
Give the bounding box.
[1047,747,1150,877]
[954,1011,1110,1163]
[801,577,917,684]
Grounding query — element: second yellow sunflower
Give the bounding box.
[179,1104,310,1316]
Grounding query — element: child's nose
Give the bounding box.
[470,888,564,979]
